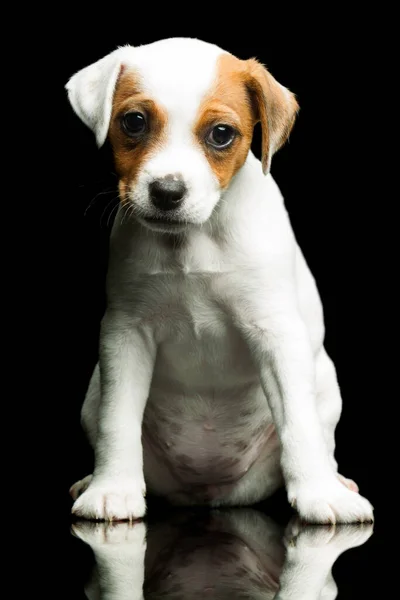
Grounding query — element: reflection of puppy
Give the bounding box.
[67,37,374,524]
[72,509,373,599]
[73,521,146,600]
[278,522,373,599]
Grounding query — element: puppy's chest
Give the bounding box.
[126,269,255,389]
[133,271,231,342]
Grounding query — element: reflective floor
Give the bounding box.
[64,495,380,599]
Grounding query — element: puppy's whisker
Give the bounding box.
[84,188,119,216]
[79,172,118,186]
[120,202,139,226]
[105,202,121,228]
[126,205,135,223]
[97,195,121,226]
[120,204,131,226]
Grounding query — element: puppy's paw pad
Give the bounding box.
[72,480,146,521]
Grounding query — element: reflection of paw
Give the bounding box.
[72,520,147,549]
[72,521,147,600]
[278,521,373,600]
[284,517,373,551]
[72,478,146,521]
[288,478,374,524]
[69,475,93,500]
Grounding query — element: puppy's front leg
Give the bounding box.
[72,311,156,521]
[240,304,373,524]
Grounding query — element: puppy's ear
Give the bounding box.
[65,48,127,147]
[245,59,299,174]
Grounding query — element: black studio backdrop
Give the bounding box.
[43,18,379,518]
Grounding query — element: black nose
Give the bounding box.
[149,175,187,211]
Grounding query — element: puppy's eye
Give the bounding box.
[207,125,236,149]
[121,112,147,136]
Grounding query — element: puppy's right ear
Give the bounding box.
[245,59,299,175]
[65,47,128,147]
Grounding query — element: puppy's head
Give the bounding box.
[66,38,298,233]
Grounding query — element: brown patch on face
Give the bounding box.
[194,54,255,189]
[108,68,168,201]
[194,53,299,187]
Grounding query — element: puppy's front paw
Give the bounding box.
[72,478,146,521]
[288,478,374,525]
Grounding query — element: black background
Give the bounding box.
[36,12,387,595]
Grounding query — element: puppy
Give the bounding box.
[66,37,373,523]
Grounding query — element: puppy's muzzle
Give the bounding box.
[149,174,187,212]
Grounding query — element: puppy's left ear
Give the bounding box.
[65,47,127,147]
[245,59,299,174]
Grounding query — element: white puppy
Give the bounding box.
[66,37,373,524]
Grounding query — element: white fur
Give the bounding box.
[66,48,123,147]
[66,38,373,524]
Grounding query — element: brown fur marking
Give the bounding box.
[108,68,168,200]
[194,54,255,189]
[194,53,299,185]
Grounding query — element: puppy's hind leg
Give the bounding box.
[70,475,93,500]
[70,364,101,500]
[316,349,359,493]
[81,363,101,448]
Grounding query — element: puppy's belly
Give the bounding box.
[142,383,280,504]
